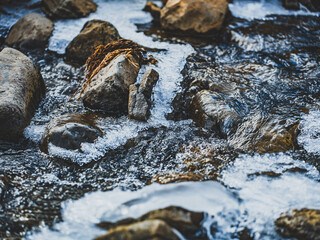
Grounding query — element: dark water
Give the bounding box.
[0,0,320,239]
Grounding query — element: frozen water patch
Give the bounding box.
[298,110,320,154]
[230,0,320,20]
[27,181,240,240]
[220,153,320,239]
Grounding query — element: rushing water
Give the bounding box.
[0,0,320,239]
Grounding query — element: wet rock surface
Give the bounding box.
[4,13,54,49]
[82,53,140,113]
[0,0,319,239]
[0,48,45,141]
[95,219,180,240]
[160,0,228,33]
[41,113,103,153]
[96,206,205,240]
[128,69,159,121]
[41,0,97,19]
[66,20,120,65]
[275,209,320,240]
[169,15,320,154]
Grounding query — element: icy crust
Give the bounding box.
[27,181,240,240]
[298,110,320,154]
[220,153,320,239]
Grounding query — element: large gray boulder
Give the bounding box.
[66,20,120,65]
[41,0,97,19]
[41,114,103,153]
[128,69,159,121]
[0,48,45,141]
[82,54,140,113]
[5,13,54,49]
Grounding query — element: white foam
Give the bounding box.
[220,153,320,238]
[298,110,320,154]
[27,181,239,240]
[229,0,320,20]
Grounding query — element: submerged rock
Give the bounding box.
[282,0,300,10]
[4,13,54,49]
[191,90,241,138]
[95,219,179,240]
[160,0,228,33]
[150,172,204,184]
[41,114,103,153]
[41,0,97,19]
[275,209,320,240]
[128,69,159,121]
[66,20,120,65]
[282,0,320,11]
[229,113,298,154]
[0,48,45,141]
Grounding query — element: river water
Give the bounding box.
[0,0,320,239]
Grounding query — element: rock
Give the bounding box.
[140,69,159,99]
[299,0,320,11]
[94,219,179,240]
[41,0,97,19]
[128,69,159,121]
[66,20,120,65]
[229,113,298,154]
[160,0,228,33]
[0,48,45,141]
[4,13,54,49]
[150,172,203,184]
[82,53,140,113]
[139,206,204,236]
[275,209,320,240]
[143,1,161,22]
[190,90,241,138]
[128,84,149,121]
[282,0,300,10]
[41,114,103,153]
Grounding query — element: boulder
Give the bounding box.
[41,0,97,19]
[128,69,159,121]
[95,219,179,240]
[4,13,54,49]
[275,209,320,240]
[41,114,103,153]
[139,206,204,236]
[160,0,228,33]
[150,172,204,184]
[229,113,298,154]
[190,90,240,138]
[66,20,120,65]
[0,48,45,141]
[82,54,140,113]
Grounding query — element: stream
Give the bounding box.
[0,0,320,239]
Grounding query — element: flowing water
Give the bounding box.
[0,0,320,239]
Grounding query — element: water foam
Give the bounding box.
[27,181,239,240]
[298,110,320,154]
[220,153,320,238]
